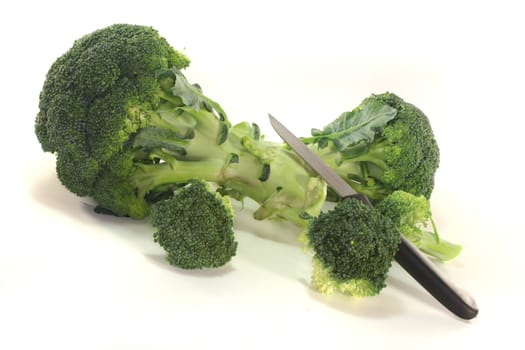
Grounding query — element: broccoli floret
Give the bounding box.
[303,197,400,297]
[304,92,440,201]
[151,180,237,269]
[376,190,461,261]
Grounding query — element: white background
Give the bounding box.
[1,0,524,349]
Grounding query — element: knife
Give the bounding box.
[268,114,478,320]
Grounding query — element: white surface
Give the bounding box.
[2,1,524,349]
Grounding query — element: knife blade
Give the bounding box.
[269,113,478,320]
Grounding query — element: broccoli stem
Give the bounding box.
[133,160,225,198]
[417,231,462,261]
[130,108,327,226]
[307,143,390,200]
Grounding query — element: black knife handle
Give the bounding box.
[348,194,478,320]
[395,236,478,319]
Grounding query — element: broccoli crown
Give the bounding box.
[151,180,237,269]
[306,92,440,200]
[35,23,190,197]
[376,190,462,261]
[305,197,400,297]
[365,93,440,198]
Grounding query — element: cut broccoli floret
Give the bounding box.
[304,92,440,201]
[304,197,400,297]
[376,190,461,261]
[151,180,237,269]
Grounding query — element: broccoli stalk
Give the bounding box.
[107,66,327,225]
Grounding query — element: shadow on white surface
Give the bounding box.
[26,157,481,324]
[300,277,404,318]
[231,198,304,246]
[30,169,83,215]
[29,165,270,279]
[386,274,444,311]
[144,253,237,277]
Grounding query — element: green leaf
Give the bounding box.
[170,68,228,123]
[312,101,397,150]
[133,127,189,156]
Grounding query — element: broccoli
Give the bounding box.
[151,180,237,269]
[376,190,461,261]
[35,23,447,278]
[302,197,401,297]
[304,92,440,201]
[35,23,327,268]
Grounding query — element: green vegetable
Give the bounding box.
[304,93,440,201]
[151,180,237,269]
[377,191,461,261]
[302,197,401,297]
[35,23,456,295]
[35,23,326,269]
[35,24,190,208]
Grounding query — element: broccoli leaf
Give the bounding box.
[170,68,228,121]
[311,101,397,150]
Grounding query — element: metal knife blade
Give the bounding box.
[268,113,478,320]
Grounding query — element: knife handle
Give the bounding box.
[395,236,478,319]
[348,194,478,320]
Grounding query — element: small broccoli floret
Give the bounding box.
[304,92,440,201]
[376,190,462,261]
[304,197,400,297]
[151,180,237,269]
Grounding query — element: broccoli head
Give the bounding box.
[303,197,400,297]
[151,180,237,269]
[376,190,462,261]
[36,24,190,202]
[304,92,440,201]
